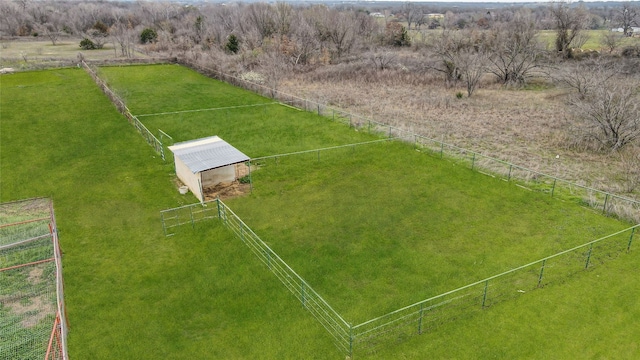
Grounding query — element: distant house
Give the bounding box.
[168,136,250,202]
[612,27,640,36]
[370,12,385,18]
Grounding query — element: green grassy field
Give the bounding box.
[230,143,630,322]
[1,66,639,359]
[410,28,640,52]
[536,29,640,51]
[0,69,336,358]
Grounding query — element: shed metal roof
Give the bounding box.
[168,136,249,174]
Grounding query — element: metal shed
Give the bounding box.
[168,136,250,202]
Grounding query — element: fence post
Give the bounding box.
[551,179,557,197]
[537,259,546,287]
[349,326,354,358]
[602,193,609,214]
[440,141,444,159]
[418,303,424,335]
[585,243,593,269]
[482,280,489,308]
[317,104,320,116]
[248,160,253,194]
[189,206,195,229]
[216,196,221,220]
[627,228,635,252]
[471,153,476,170]
[161,213,167,236]
[508,165,513,181]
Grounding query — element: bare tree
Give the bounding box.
[0,2,28,36]
[274,2,293,39]
[568,64,640,151]
[110,17,135,58]
[402,2,419,30]
[551,59,617,99]
[618,146,640,193]
[458,46,489,97]
[426,27,489,95]
[84,21,110,49]
[486,9,543,85]
[614,2,639,37]
[326,10,355,60]
[427,30,465,87]
[549,1,589,58]
[289,11,319,65]
[37,5,66,46]
[260,45,290,97]
[600,32,624,53]
[368,48,397,70]
[247,3,276,41]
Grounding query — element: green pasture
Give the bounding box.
[96,64,630,322]
[410,28,639,52]
[0,69,334,359]
[537,29,640,51]
[228,142,630,322]
[137,104,377,158]
[99,64,379,157]
[97,64,273,116]
[1,66,639,359]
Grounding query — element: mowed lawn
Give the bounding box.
[0,69,336,359]
[94,64,631,323]
[98,64,379,157]
[1,67,639,359]
[228,143,631,322]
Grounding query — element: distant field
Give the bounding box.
[408,28,640,51]
[0,38,145,70]
[1,65,638,359]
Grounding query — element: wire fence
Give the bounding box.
[413,135,640,224]
[160,201,219,236]
[161,196,637,357]
[349,224,638,354]
[0,198,68,360]
[160,199,353,353]
[179,58,640,225]
[81,60,165,160]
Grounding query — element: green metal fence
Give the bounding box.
[179,59,640,225]
[349,224,638,354]
[215,199,353,353]
[82,61,165,161]
[160,201,219,236]
[161,197,637,357]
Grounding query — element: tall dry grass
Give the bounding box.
[277,56,640,202]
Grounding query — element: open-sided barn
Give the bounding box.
[168,136,250,202]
